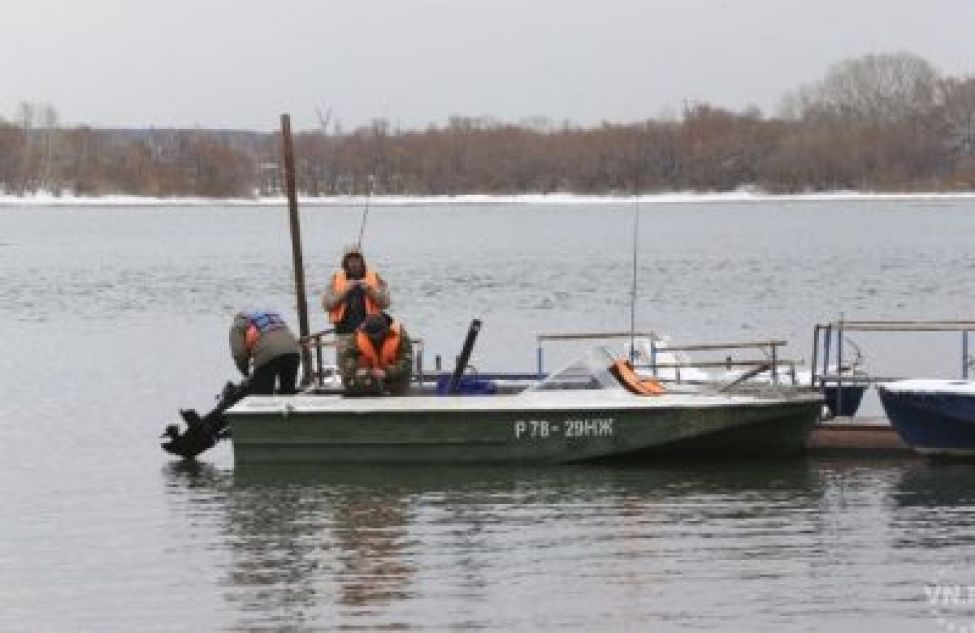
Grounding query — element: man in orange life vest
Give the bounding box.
[339,313,412,396]
[322,245,391,360]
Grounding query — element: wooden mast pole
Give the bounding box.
[280,114,312,384]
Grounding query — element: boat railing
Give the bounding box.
[300,327,805,393]
[811,319,975,414]
[647,342,797,385]
[535,331,658,379]
[299,328,334,387]
[535,331,798,385]
[299,328,427,388]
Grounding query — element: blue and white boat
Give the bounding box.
[877,379,975,457]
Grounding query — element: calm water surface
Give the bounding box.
[2,199,975,631]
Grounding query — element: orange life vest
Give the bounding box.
[245,325,260,350]
[328,270,382,324]
[612,359,666,396]
[355,322,402,369]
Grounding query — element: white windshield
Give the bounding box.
[528,346,623,392]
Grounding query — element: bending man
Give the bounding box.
[164,310,301,459]
[229,310,301,394]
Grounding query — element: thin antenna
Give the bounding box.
[629,195,640,362]
[356,176,373,248]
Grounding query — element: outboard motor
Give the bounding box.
[160,380,249,459]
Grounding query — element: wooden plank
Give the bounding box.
[823,321,975,332]
[537,331,657,341]
[536,332,789,352]
[664,340,787,352]
[646,360,795,369]
[807,420,912,454]
[817,375,905,384]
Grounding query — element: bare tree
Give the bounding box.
[785,52,941,124]
[0,122,25,193]
[940,77,975,157]
[38,103,61,193]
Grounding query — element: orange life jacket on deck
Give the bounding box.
[328,270,382,324]
[611,359,666,396]
[355,322,403,369]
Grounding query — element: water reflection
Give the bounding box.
[327,485,415,610]
[164,461,829,629]
[894,462,975,507]
[9,199,975,630]
[891,462,975,550]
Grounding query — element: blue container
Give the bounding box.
[435,375,498,396]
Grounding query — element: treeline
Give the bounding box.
[2,52,974,198]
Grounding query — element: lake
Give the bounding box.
[2,197,974,631]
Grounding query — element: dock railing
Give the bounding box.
[811,319,975,415]
[535,331,797,385]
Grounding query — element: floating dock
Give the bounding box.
[806,416,912,456]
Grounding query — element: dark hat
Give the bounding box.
[361,313,389,337]
[341,243,365,265]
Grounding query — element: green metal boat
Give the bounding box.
[225,348,822,464]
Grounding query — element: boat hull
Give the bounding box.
[878,381,975,457]
[226,392,822,464]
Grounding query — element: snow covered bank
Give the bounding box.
[2,190,975,207]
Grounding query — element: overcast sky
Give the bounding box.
[2,0,973,131]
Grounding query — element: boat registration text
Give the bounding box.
[513,418,614,439]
